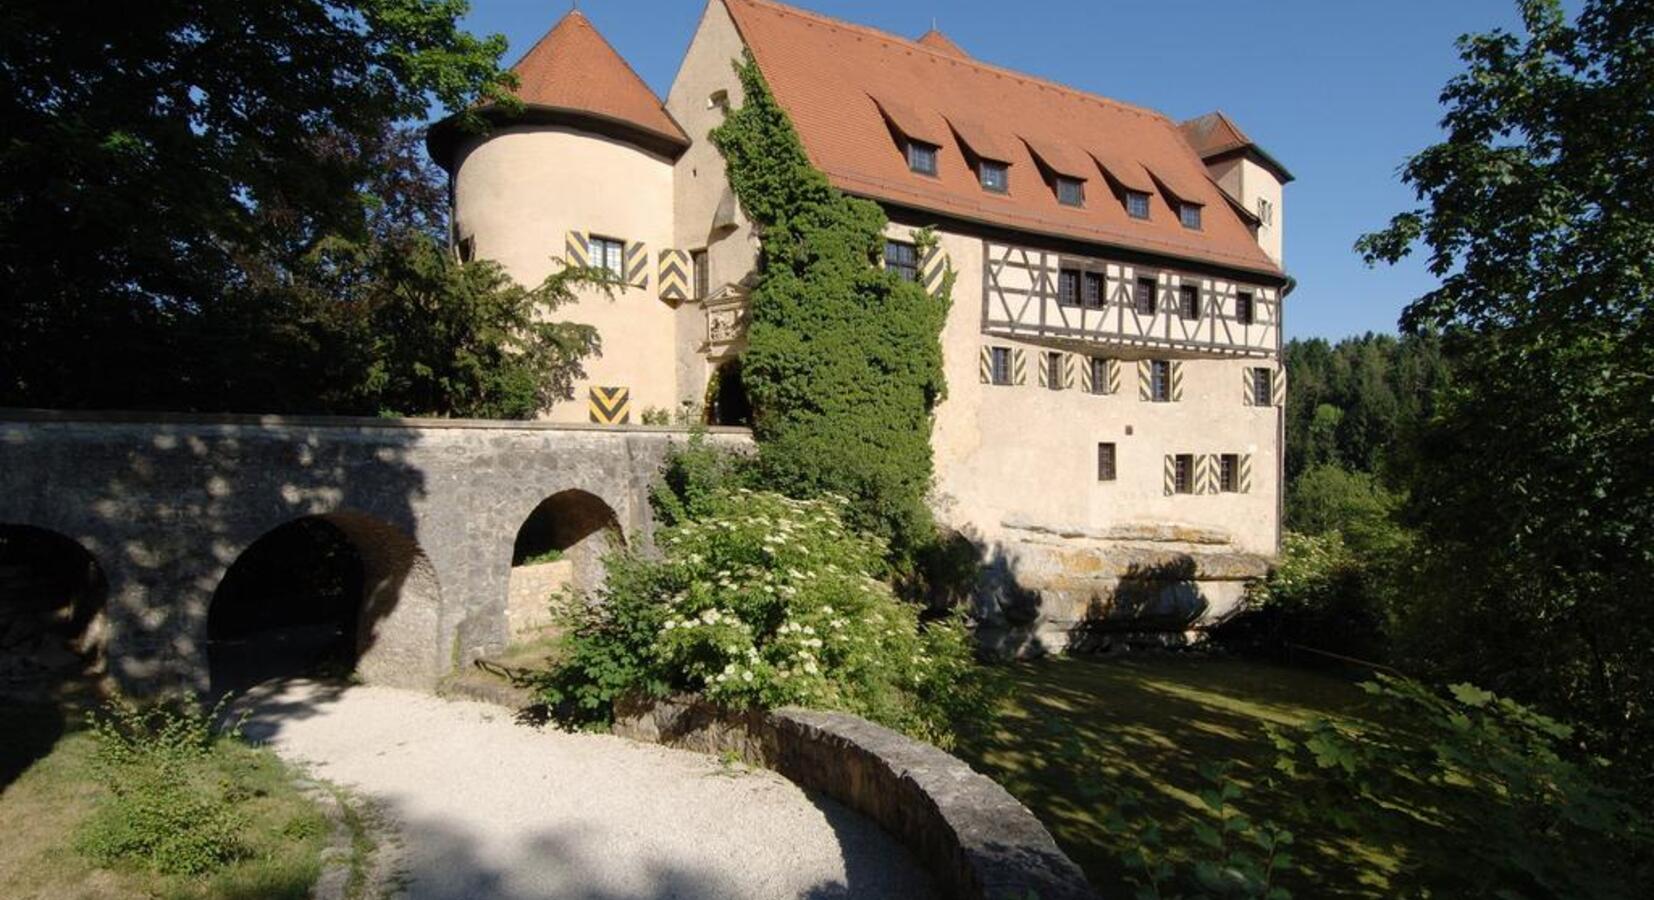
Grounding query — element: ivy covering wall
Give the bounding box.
[710,56,952,558]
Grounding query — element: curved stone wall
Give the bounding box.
[614,695,1099,900]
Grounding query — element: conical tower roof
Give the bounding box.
[509,10,687,145]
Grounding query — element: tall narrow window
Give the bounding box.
[1151,360,1172,402]
[1257,197,1274,226]
[1134,277,1157,315]
[1089,357,1110,395]
[1251,367,1273,406]
[907,141,938,175]
[1174,454,1195,494]
[1097,443,1117,481]
[1180,203,1203,229]
[1058,268,1081,306]
[1056,176,1085,207]
[1178,284,1200,320]
[1236,291,1255,325]
[1219,454,1240,492]
[589,236,626,279]
[980,160,1008,192]
[692,248,709,300]
[1046,352,1063,391]
[1083,272,1104,309]
[1126,190,1151,219]
[457,235,476,263]
[991,347,1012,385]
[885,240,919,282]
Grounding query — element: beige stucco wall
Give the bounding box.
[923,225,1282,557]
[451,126,680,422]
[665,0,763,417]
[1207,155,1285,265]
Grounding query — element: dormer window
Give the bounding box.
[1179,203,1203,230]
[1056,176,1084,207]
[907,141,939,175]
[980,160,1008,193]
[1125,190,1150,219]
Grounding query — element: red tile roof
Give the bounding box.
[1180,111,1295,184]
[916,29,969,59]
[507,10,688,148]
[721,0,1283,278]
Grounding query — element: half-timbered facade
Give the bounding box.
[428,0,1295,653]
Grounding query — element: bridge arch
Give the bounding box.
[0,524,108,693]
[208,510,443,693]
[505,489,624,641]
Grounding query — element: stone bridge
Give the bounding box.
[0,410,750,693]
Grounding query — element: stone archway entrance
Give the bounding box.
[209,512,443,693]
[507,491,622,641]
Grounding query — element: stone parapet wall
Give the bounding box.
[614,694,1099,900]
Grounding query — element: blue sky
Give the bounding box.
[454,0,1538,340]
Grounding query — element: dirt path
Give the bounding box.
[234,680,933,900]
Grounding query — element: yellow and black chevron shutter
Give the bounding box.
[623,241,648,287]
[1238,453,1254,493]
[588,386,631,425]
[1079,356,1095,393]
[1170,361,1185,402]
[1106,359,1122,395]
[978,346,993,384]
[565,230,589,267]
[1163,455,1177,496]
[1242,368,1255,406]
[1062,354,1076,390]
[1137,360,1153,401]
[1037,353,1050,388]
[658,249,690,300]
[1197,454,1218,495]
[919,244,949,297]
[1272,365,1287,407]
[1012,348,1027,385]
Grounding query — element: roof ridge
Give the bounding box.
[728,0,1173,125]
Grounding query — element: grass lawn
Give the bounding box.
[0,697,336,900]
[957,654,1435,898]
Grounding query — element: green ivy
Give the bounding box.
[709,56,952,560]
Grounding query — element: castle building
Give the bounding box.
[428,0,1294,653]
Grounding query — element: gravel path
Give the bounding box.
[234,680,934,900]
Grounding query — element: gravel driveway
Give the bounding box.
[234,680,933,900]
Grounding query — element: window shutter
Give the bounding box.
[1272,365,1287,407]
[1163,455,1177,496]
[565,230,589,268]
[979,347,993,384]
[1242,368,1255,406]
[1198,454,1217,494]
[1062,353,1076,390]
[1138,360,1153,401]
[1037,354,1049,388]
[919,243,949,297]
[658,249,690,300]
[624,241,649,287]
[1239,453,1254,493]
[1079,358,1095,393]
[1107,359,1121,395]
[1170,361,1185,402]
[1012,348,1027,385]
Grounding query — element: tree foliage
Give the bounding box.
[709,56,951,558]
[0,0,600,417]
[1356,0,1654,775]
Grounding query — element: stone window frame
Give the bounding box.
[1097,442,1118,482]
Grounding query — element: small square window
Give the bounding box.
[1089,357,1110,395]
[1056,177,1085,207]
[980,160,1008,193]
[1082,272,1104,309]
[1098,443,1117,481]
[1251,367,1273,406]
[589,236,626,279]
[1236,291,1255,325]
[1126,190,1151,219]
[1046,352,1063,391]
[1178,284,1199,320]
[1219,454,1240,492]
[1180,203,1203,229]
[1151,360,1172,402]
[885,240,919,282]
[1134,277,1157,315]
[1174,453,1195,494]
[907,141,938,175]
[1058,268,1082,307]
[991,347,1012,385]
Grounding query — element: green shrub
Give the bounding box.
[529,486,995,749]
[1220,531,1390,663]
[76,696,247,876]
[1269,675,1651,899]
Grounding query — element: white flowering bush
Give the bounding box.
[530,487,992,749]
